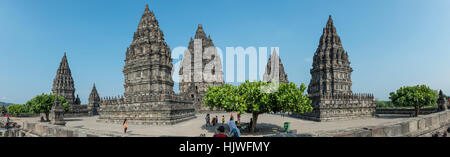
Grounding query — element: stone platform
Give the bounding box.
[9,113,414,137]
[98,96,196,125]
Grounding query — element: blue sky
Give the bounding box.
[1,0,449,104]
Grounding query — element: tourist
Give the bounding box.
[213,126,227,137]
[5,114,10,130]
[123,119,128,134]
[211,117,216,126]
[205,114,211,127]
[228,117,240,137]
[237,113,241,123]
[215,115,218,125]
[221,115,225,125]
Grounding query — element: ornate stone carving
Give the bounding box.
[98,4,195,125]
[297,15,376,121]
[52,53,76,105]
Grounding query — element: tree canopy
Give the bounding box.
[204,80,312,132]
[389,85,438,117]
[6,104,29,114]
[26,94,70,115]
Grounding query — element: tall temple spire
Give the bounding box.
[99,4,196,125]
[309,15,353,96]
[123,4,174,97]
[88,83,100,116]
[52,52,76,105]
[195,24,207,40]
[263,49,289,84]
[300,15,376,122]
[179,24,224,111]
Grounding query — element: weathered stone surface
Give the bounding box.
[437,90,448,111]
[179,24,224,111]
[408,120,419,133]
[371,126,386,137]
[98,4,195,125]
[384,124,402,137]
[50,96,66,126]
[296,15,376,121]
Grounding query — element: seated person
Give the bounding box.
[214,126,227,137]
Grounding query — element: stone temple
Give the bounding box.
[88,83,100,116]
[98,4,195,125]
[263,49,289,84]
[179,24,224,111]
[295,15,376,121]
[52,53,87,114]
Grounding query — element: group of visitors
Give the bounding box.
[205,113,241,127]
[211,113,241,137]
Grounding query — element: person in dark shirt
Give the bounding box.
[214,126,227,137]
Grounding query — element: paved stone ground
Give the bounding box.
[12,113,410,137]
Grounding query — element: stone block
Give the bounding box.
[400,122,410,135]
[431,116,439,129]
[354,129,372,137]
[371,127,386,137]
[384,124,402,137]
[408,120,418,133]
[418,118,426,131]
[425,117,432,128]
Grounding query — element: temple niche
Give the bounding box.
[179,24,224,111]
[294,15,376,121]
[98,4,195,125]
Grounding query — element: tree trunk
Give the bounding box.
[45,112,49,121]
[250,112,259,133]
[415,107,420,117]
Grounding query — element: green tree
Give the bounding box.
[26,94,70,120]
[389,85,438,117]
[6,104,28,114]
[204,81,313,132]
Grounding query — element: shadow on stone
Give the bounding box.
[64,119,83,122]
[200,124,229,133]
[375,114,411,119]
[240,123,285,136]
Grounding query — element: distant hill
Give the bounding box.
[0,101,13,107]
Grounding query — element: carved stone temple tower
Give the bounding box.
[98,4,195,125]
[179,24,224,111]
[263,49,289,84]
[296,15,376,121]
[52,53,79,107]
[88,83,100,116]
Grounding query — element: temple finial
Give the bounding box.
[145,4,149,10]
